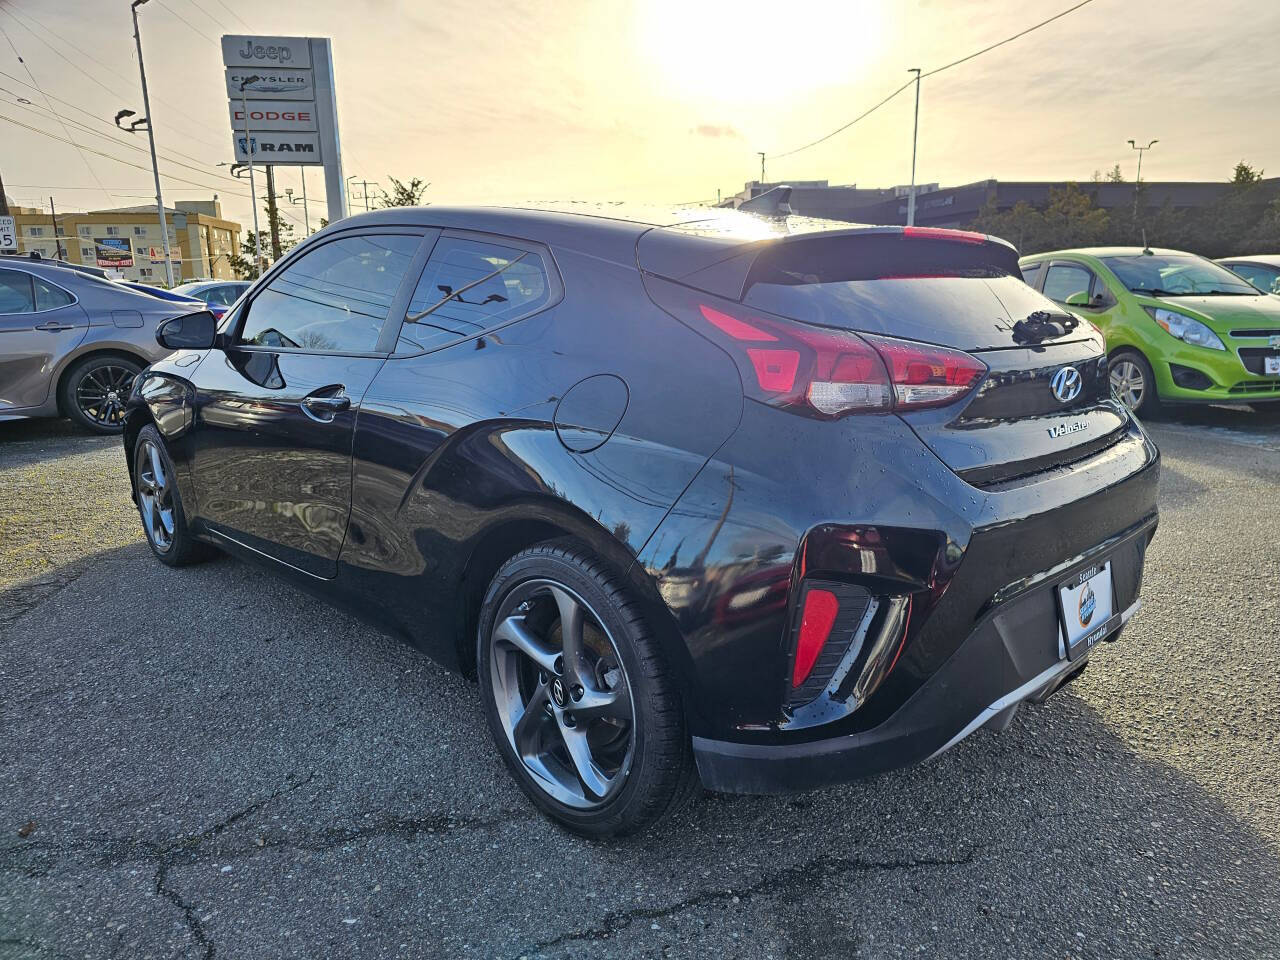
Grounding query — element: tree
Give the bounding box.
[1232,161,1264,185]
[229,200,297,279]
[1105,164,1125,183]
[971,183,1110,254]
[376,176,429,208]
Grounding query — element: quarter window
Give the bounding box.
[0,269,35,314]
[1021,262,1043,289]
[397,236,551,354]
[1042,263,1095,304]
[239,233,420,352]
[34,277,74,310]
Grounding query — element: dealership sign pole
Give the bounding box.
[222,35,349,247]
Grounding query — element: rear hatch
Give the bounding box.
[639,224,1127,487]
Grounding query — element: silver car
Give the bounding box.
[0,255,201,434]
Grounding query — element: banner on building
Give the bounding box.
[95,237,133,268]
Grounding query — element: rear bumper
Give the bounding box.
[692,515,1154,794]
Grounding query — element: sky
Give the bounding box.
[2,0,1279,237]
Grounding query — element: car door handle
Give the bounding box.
[34,320,75,332]
[300,392,351,420]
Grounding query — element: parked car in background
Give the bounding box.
[1218,255,1280,295]
[120,280,207,310]
[1020,247,1280,414]
[171,279,250,319]
[0,255,189,434]
[123,206,1158,836]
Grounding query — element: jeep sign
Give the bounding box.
[220,35,312,69]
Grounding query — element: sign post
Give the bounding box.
[221,35,348,230]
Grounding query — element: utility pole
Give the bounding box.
[300,168,310,234]
[0,167,9,216]
[1128,138,1158,220]
[265,166,282,260]
[48,196,65,259]
[758,152,766,185]
[130,0,174,287]
[238,76,262,275]
[361,178,370,213]
[906,67,922,227]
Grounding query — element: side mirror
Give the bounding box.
[156,310,218,350]
[1064,291,1092,308]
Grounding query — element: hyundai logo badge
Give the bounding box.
[1051,366,1083,403]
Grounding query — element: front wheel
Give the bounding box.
[132,424,215,567]
[1109,350,1161,417]
[477,541,697,838]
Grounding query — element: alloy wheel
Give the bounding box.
[135,438,176,553]
[1109,359,1146,411]
[488,579,635,809]
[76,364,136,428]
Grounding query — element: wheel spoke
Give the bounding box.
[556,717,612,800]
[572,681,629,721]
[550,585,585,680]
[493,615,561,675]
[148,444,167,493]
[512,682,550,757]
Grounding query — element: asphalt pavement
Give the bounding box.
[1,406,1278,959]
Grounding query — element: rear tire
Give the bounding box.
[1109,349,1162,418]
[60,354,142,435]
[477,540,698,838]
[132,424,215,567]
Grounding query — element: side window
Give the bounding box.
[1042,263,1094,305]
[1229,264,1280,292]
[238,234,421,352]
[1020,262,1043,289]
[34,277,74,310]
[396,236,551,354]
[0,270,35,314]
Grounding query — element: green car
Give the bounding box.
[1019,247,1280,415]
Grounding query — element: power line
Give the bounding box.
[767,0,1098,161]
[208,0,252,31]
[0,22,115,206]
[153,0,218,44]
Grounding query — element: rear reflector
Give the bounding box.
[792,588,839,688]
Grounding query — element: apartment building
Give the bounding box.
[6,197,242,286]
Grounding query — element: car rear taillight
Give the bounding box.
[792,587,839,688]
[902,226,988,245]
[647,281,986,418]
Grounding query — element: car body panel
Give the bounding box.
[1020,248,1280,404]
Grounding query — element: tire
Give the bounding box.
[60,354,142,435]
[132,424,215,567]
[1109,349,1162,418]
[477,540,698,838]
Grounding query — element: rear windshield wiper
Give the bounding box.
[1013,310,1079,344]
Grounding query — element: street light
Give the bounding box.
[129,0,175,287]
[238,76,262,273]
[1128,139,1158,219]
[284,180,310,235]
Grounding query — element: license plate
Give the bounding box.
[1265,355,1280,375]
[1058,561,1115,659]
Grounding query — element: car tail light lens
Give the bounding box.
[902,226,988,245]
[657,292,986,418]
[792,587,840,688]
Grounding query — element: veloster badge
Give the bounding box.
[1047,420,1088,439]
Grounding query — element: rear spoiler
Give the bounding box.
[636,220,1020,301]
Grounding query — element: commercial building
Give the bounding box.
[4,196,242,285]
[720,177,1280,228]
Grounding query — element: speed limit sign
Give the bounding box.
[0,216,16,253]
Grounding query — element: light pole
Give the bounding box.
[906,67,922,227]
[238,76,262,273]
[285,180,310,235]
[1128,139,1158,220]
[130,0,175,287]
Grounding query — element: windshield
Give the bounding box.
[1099,254,1258,296]
[171,282,206,296]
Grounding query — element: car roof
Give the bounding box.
[0,254,110,278]
[1218,254,1280,266]
[1020,247,1196,262]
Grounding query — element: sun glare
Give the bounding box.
[635,0,888,103]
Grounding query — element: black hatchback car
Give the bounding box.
[123,204,1159,836]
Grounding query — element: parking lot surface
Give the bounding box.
[2,407,1279,959]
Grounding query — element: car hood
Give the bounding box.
[1133,293,1280,332]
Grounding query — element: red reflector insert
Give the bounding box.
[746,348,800,392]
[792,588,839,688]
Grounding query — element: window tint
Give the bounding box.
[239,234,420,352]
[34,277,74,310]
[1042,263,1093,304]
[1021,262,1043,288]
[397,236,550,354]
[0,270,34,314]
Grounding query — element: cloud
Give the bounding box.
[691,123,742,139]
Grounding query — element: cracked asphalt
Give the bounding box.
[2,406,1279,960]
